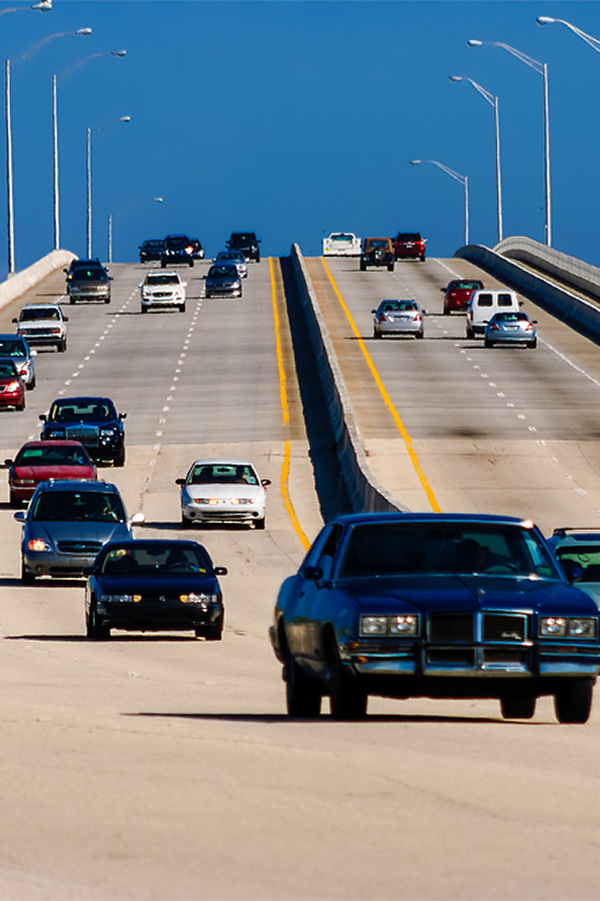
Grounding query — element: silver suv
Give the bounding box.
[13,303,68,352]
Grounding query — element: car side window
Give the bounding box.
[477,294,493,307]
[498,294,514,307]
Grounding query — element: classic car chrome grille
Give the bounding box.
[66,426,97,443]
[57,540,103,554]
[428,614,473,642]
[483,613,527,642]
[428,612,529,644]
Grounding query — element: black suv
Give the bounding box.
[161,234,195,268]
[40,396,127,467]
[226,232,261,262]
[360,237,395,271]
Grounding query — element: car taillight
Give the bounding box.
[414,313,422,322]
[378,314,386,322]
[489,323,499,331]
[525,322,534,331]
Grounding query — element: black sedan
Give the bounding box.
[40,396,126,466]
[84,539,227,640]
[270,513,600,723]
[139,239,165,263]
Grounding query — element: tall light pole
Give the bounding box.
[449,75,503,243]
[87,116,131,259]
[108,197,163,263]
[467,39,551,246]
[410,159,469,246]
[537,16,600,51]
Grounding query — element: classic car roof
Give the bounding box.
[331,512,532,528]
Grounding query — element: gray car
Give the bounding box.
[484,311,537,348]
[372,299,424,339]
[205,264,242,298]
[215,250,248,278]
[0,333,36,389]
[15,479,144,583]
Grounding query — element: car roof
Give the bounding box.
[50,395,115,404]
[331,512,533,528]
[34,479,118,492]
[189,458,255,467]
[146,270,178,276]
[21,303,60,310]
[17,439,88,449]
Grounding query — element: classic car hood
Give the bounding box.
[33,520,130,544]
[338,574,596,614]
[186,484,261,501]
[15,465,95,482]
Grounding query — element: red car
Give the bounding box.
[3,440,97,506]
[393,232,426,262]
[0,358,25,411]
[441,279,484,315]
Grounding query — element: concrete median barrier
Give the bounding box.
[0,249,76,313]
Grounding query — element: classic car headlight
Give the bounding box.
[360,614,419,637]
[27,539,52,552]
[101,594,136,603]
[539,617,598,639]
[47,428,65,438]
[100,427,117,436]
[180,592,218,610]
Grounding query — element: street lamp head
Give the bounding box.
[31,0,52,11]
[111,50,127,58]
[536,16,556,26]
[409,160,421,165]
[467,39,482,47]
[449,75,463,82]
[76,28,92,36]
[153,197,164,203]
[119,116,131,124]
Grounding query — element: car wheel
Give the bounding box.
[466,326,474,339]
[484,339,494,348]
[9,491,21,508]
[161,260,166,268]
[528,339,537,349]
[415,330,424,339]
[27,377,35,391]
[21,559,36,584]
[59,338,67,352]
[114,446,126,468]
[554,679,594,724]
[69,297,75,305]
[387,263,395,272]
[500,695,536,719]
[189,260,194,267]
[141,306,147,314]
[198,614,223,641]
[254,517,266,530]
[179,303,186,313]
[104,297,111,304]
[328,636,367,719]
[86,603,111,640]
[17,399,25,411]
[181,515,192,529]
[284,648,321,717]
[360,261,366,271]
[420,255,426,262]
[443,308,450,316]
[373,329,381,339]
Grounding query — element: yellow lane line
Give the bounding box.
[269,257,311,550]
[320,257,441,513]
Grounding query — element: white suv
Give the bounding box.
[13,304,68,352]
[466,289,520,338]
[140,270,187,313]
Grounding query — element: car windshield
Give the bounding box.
[31,490,125,523]
[495,313,528,323]
[368,240,389,248]
[0,361,17,378]
[145,274,178,285]
[455,281,482,290]
[208,266,237,277]
[331,234,354,241]
[380,300,417,312]
[336,522,558,579]
[49,401,116,422]
[231,234,255,243]
[73,269,106,281]
[188,463,258,485]
[100,544,212,576]
[15,445,90,466]
[0,340,26,357]
[20,308,60,321]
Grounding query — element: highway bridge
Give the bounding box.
[1,243,599,899]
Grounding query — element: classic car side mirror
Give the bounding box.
[304,566,323,581]
[13,511,26,523]
[39,414,47,422]
[119,412,127,420]
[215,567,228,576]
[175,478,186,485]
[3,459,13,467]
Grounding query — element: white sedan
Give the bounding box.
[176,459,271,529]
[140,270,187,313]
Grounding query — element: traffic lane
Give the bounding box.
[313,257,600,526]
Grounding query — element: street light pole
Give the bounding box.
[410,159,469,245]
[52,74,59,250]
[468,39,551,246]
[449,76,503,242]
[86,116,131,259]
[108,197,163,262]
[5,60,14,274]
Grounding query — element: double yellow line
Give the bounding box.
[269,258,311,550]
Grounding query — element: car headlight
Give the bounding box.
[539,617,598,639]
[101,594,138,603]
[198,498,218,505]
[180,592,218,610]
[230,498,254,505]
[47,429,65,438]
[27,539,53,552]
[360,614,419,637]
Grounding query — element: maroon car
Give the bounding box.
[0,358,25,411]
[441,279,484,315]
[4,440,97,506]
[393,232,427,261]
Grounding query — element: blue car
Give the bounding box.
[40,396,126,467]
[84,539,227,640]
[270,513,600,723]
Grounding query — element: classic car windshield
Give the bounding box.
[50,401,115,422]
[100,543,211,576]
[15,445,90,466]
[32,491,125,523]
[337,523,558,579]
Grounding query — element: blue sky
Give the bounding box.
[1,0,600,273]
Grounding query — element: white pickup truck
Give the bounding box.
[322,232,362,256]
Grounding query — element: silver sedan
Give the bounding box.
[372,299,424,339]
[215,250,248,278]
[484,312,537,349]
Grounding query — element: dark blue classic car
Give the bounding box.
[84,539,227,640]
[40,396,126,466]
[270,513,600,723]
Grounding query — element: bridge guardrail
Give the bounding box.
[290,244,404,514]
[0,249,76,313]
[494,235,600,301]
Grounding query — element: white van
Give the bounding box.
[466,289,521,338]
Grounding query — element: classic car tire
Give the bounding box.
[500,695,536,719]
[328,639,367,720]
[387,264,394,272]
[86,604,111,640]
[285,653,322,717]
[484,339,493,348]
[114,446,126,468]
[554,679,594,724]
[179,304,186,313]
[198,616,223,641]
[415,331,424,339]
